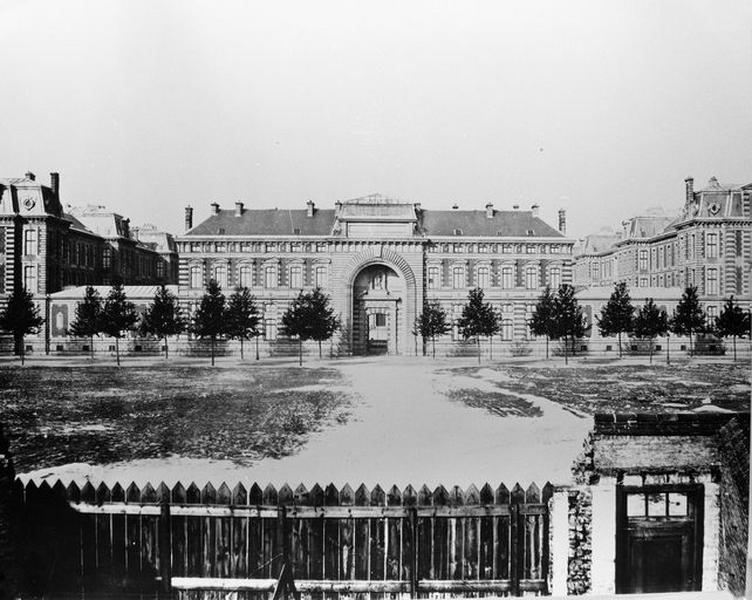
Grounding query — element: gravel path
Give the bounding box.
[23,358,590,489]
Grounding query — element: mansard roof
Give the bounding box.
[421,210,563,238]
[186,208,336,236]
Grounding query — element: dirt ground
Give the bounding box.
[7,356,750,490]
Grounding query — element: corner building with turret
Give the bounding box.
[176,194,574,356]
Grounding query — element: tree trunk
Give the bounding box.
[618,332,622,358]
[255,335,260,361]
[299,338,303,367]
[115,337,120,367]
[319,340,322,359]
[489,336,493,361]
[733,335,737,362]
[19,335,24,366]
[649,339,653,364]
[563,336,569,365]
[240,338,244,360]
[545,336,549,360]
[164,336,169,360]
[666,334,670,365]
[689,331,693,357]
[90,335,95,360]
[477,336,481,365]
[432,336,436,359]
[211,336,215,366]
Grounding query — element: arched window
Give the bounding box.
[315,265,328,288]
[289,265,303,289]
[190,264,203,289]
[427,265,440,289]
[213,264,227,289]
[501,266,514,289]
[238,264,252,288]
[476,266,490,289]
[549,267,561,289]
[452,266,465,289]
[265,264,278,288]
[525,265,539,289]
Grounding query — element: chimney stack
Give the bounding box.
[558,209,567,235]
[685,176,694,206]
[485,202,494,219]
[50,172,60,198]
[452,204,459,210]
[306,200,315,217]
[531,204,540,218]
[185,206,193,231]
[235,201,244,217]
[25,171,35,181]
[211,202,220,215]
[512,204,520,210]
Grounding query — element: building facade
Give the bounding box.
[175,194,574,356]
[574,176,752,325]
[0,172,178,299]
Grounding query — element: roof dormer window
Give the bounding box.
[453,228,463,236]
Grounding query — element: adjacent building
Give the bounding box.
[0,172,178,299]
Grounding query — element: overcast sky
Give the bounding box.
[1,0,750,238]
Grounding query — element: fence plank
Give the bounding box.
[217,483,232,579]
[248,484,263,579]
[124,483,141,584]
[293,484,310,580]
[432,485,448,580]
[417,485,432,580]
[369,485,385,581]
[141,483,159,585]
[386,485,401,580]
[186,483,202,577]
[172,482,187,578]
[323,483,339,580]
[201,483,216,578]
[353,484,369,580]
[232,483,248,578]
[309,484,324,580]
[110,483,126,583]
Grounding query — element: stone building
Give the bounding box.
[175,194,574,356]
[574,176,752,323]
[0,172,178,299]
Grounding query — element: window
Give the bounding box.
[476,266,490,289]
[375,313,387,327]
[501,266,514,289]
[549,267,561,289]
[315,265,328,288]
[103,247,111,269]
[706,267,718,295]
[213,264,227,289]
[452,304,463,340]
[736,230,743,257]
[639,277,648,287]
[23,265,37,293]
[707,305,718,321]
[238,264,252,288]
[24,229,37,256]
[501,319,514,341]
[638,249,648,271]
[289,265,302,289]
[190,264,203,289]
[525,265,539,289]
[156,261,165,279]
[526,305,537,339]
[265,264,278,288]
[264,305,277,340]
[427,266,440,290]
[706,232,718,258]
[452,266,465,289]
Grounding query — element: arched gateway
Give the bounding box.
[344,248,418,356]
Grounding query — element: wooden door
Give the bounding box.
[616,484,703,593]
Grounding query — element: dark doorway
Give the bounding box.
[616,484,704,593]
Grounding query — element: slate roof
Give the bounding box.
[187,209,336,236]
[420,210,564,238]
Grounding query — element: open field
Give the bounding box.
[1,357,749,487]
[0,366,351,473]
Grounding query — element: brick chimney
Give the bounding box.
[185,206,193,231]
[485,203,494,219]
[25,171,35,181]
[306,200,315,217]
[685,176,694,206]
[211,202,220,215]
[235,201,244,217]
[558,209,567,235]
[50,172,60,198]
[512,204,520,210]
[531,204,539,218]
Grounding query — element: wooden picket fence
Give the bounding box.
[14,479,553,598]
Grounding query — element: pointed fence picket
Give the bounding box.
[15,478,553,598]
